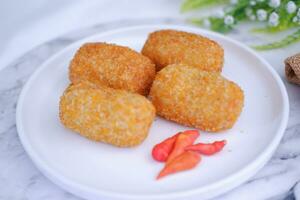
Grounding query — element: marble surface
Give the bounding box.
[1,19,300,200]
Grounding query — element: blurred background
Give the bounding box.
[1,0,300,72]
[0,0,299,69]
[0,0,183,70]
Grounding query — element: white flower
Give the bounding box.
[214,10,225,18]
[249,15,256,21]
[224,15,235,25]
[268,12,279,26]
[250,0,256,6]
[257,9,268,21]
[203,19,211,28]
[269,0,281,8]
[230,0,238,5]
[292,16,299,23]
[246,8,253,17]
[286,1,297,14]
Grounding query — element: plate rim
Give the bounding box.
[16,24,289,200]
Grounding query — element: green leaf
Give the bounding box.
[252,24,298,33]
[209,17,233,33]
[253,28,300,50]
[181,0,228,13]
[188,18,204,25]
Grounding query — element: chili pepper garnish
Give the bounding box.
[166,130,199,164]
[185,140,227,155]
[157,151,201,179]
[152,133,181,162]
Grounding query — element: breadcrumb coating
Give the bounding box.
[69,43,156,95]
[59,82,155,147]
[141,29,224,72]
[149,64,244,132]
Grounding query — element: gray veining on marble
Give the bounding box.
[1,19,300,200]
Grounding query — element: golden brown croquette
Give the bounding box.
[142,29,224,72]
[149,64,244,132]
[69,43,156,95]
[59,82,155,147]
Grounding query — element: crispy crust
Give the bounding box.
[142,29,224,72]
[149,64,244,132]
[59,82,156,147]
[69,42,156,95]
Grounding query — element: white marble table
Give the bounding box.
[1,19,300,200]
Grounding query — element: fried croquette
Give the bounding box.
[141,29,224,72]
[69,43,156,95]
[59,82,156,147]
[149,64,244,132]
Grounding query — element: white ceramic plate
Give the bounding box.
[16,24,289,200]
